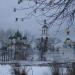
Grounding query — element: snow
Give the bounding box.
[28,66,52,75]
[0,65,52,75]
[0,65,11,75]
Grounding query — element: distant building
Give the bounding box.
[36,19,55,61]
[0,21,75,64]
[1,30,31,61]
[54,27,75,62]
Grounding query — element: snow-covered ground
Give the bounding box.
[28,66,52,75]
[0,65,52,75]
[0,65,11,75]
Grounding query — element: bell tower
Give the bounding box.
[39,19,49,60]
[41,19,48,39]
[64,26,72,48]
[65,27,70,43]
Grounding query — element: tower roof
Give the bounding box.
[42,19,48,29]
[23,35,27,40]
[13,30,22,39]
[9,35,13,39]
[42,25,48,29]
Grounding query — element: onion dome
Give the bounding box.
[46,37,48,40]
[66,37,70,41]
[23,35,27,40]
[64,37,72,45]
[13,30,22,39]
[9,35,13,40]
[65,37,71,42]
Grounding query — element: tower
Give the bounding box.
[64,27,72,48]
[41,19,48,39]
[40,19,49,60]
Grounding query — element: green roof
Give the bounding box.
[13,30,22,39]
[23,36,27,40]
[66,37,71,41]
[9,35,13,39]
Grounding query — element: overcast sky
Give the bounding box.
[0,0,41,36]
[0,0,75,41]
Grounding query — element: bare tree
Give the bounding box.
[14,0,75,28]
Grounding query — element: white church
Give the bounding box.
[0,19,75,64]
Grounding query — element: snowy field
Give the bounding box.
[0,65,11,75]
[0,65,52,75]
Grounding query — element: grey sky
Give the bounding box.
[0,0,40,36]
